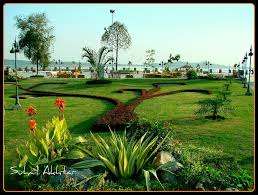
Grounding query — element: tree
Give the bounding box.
[167,54,180,70]
[16,13,55,75]
[195,85,234,120]
[144,49,155,71]
[101,21,132,71]
[128,61,132,70]
[186,69,198,79]
[82,46,113,80]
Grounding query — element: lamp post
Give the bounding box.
[109,9,115,75]
[10,38,22,110]
[245,46,253,96]
[243,53,248,88]
[241,59,245,84]
[110,9,115,24]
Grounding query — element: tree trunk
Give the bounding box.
[115,34,119,71]
[36,60,39,75]
[213,107,217,120]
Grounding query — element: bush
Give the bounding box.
[4,75,17,82]
[13,101,88,191]
[72,129,171,190]
[169,71,183,78]
[186,70,198,80]
[207,74,225,80]
[144,74,162,78]
[126,119,172,151]
[195,85,234,120]
[161,74,173,78]
[125,74,133,78]
[118,70,134,74]
[170,144,253,190]
[30,75,44,78]
[77,75,85,78]
[57,72,72,78]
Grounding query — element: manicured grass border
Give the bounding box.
[13,81,212,131]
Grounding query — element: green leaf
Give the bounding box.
[72,159,105,169]
[149,169,165,190]
[99,155,117,176]
[143,169,150,191]
[19,155,28,167]
[66,149,87,159]
[29,143,38,157]
[69,136,87,145]
[40,139,49,158]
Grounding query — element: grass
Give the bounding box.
[3,78,254,190]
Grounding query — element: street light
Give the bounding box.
[243,53,248,88]
[10,37,22,110]
[245,46,253,96]
[110,9,115,24]
[109,9,115,74]
[241,59,245,84]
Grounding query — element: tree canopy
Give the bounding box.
[82,46,113,80]
[16,13,55,74]
[101,21,131,71]
[144,49,155,69]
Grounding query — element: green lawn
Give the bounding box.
[3,78,254,189]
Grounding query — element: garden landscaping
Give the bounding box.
[4,78,254,191]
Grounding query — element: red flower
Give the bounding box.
[26,106,37,116]
[55,97,65,112]
[28,119,37,131]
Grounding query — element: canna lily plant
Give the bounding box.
[16,98,87,170]
[72,128,172,191]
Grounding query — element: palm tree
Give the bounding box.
[82,46,113,80]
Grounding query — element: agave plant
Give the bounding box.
[82,46,113,80]
[72,129,172,190]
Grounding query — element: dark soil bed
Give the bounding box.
[86,80,112,85]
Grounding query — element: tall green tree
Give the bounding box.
[167,53,180,70]
[144,49,155,71]
[16,13,55,74]
[101,21,132,71]
[82,46,113,80]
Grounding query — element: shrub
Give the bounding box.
[77,75,85,78]
[4,75,17,82]
[126,119,172,151]
[118,70,134,74]
[186,70,198,80]
[195,85,234,120]
[86,79,112,84]
[170,144,253,190]
[72,129,172,190]
[161,74,173,78]
[57,71,72,78]
[125,74,133,78]
[16,101,70,170]
[144,74,162,78]
[14,99,87,187]
[176,71,182,77]
[30,75,44,78]
[195,98,234,120]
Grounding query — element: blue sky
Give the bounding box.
[4,3,254,66]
